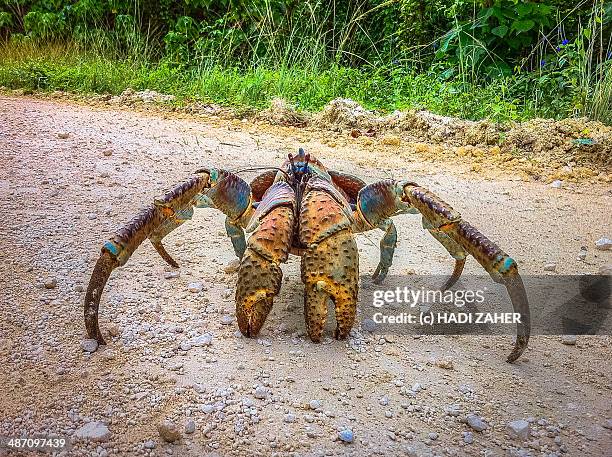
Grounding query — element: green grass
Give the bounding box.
[0,40,605,124]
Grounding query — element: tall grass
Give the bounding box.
[0,0,609,124]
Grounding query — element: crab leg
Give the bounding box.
[404,184,530,363]
[84,170,252,344]
[354,180,530,362]
[421,218,466,290]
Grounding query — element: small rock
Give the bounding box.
[561,335,577,345]
[221,288,233,299]
[57,132,70,139]
[81,339,99,353]
[466,414,488,432]
[224,259,241,274]
[603,419,612,430]
[464,432,474,444]
[184,419,196,434]
[44,277,57,289]
[543,263,557,272]
[362,318,376,332]
[179,341,192,351]
[220,315,234,325]
[435,357,454,370]
[284,413,297,423]
[550,180,563,188]
[506,419,530,440]
[107,324,120,337]
[164,270,180,279]
[254,386,268,399]
[102,149,113,157]
[157,420,181,443]
[428,432,438,440]
[143,440,156,449]
[378,395,389,406]
[595,238,612,250]
[74,421,110,442]
[191,334,212,346]
[338,429,354,443]
[87,213,97,220]
[187,282,203,293]
[577,247,587,261]
[309,399,322,410]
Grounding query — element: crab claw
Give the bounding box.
[84,250,118,344]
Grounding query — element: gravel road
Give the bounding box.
[0,96,611,456]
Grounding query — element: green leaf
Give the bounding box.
[512,19,535,33]
[516,3,532,16]
[491,25,508,37]
[583,28,592,39]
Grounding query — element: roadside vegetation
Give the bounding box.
[0,1,610,124]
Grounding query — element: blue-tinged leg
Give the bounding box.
[225,217,246,259]
[372,219,397,284]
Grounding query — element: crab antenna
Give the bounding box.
[233,166,288,178]
[288,153,296,174]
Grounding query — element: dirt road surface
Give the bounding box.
[1,96,611,457]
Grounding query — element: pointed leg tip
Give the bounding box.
[506,336,529,363]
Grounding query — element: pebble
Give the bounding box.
[561,335,577,345]
[428,432,438,440]
[80,338,99,353]
[179,341,192,351]
[164,271,180,279]
[463,431,474,444]
[191,334,212,346]
[87,213,97,220]
[309,399,322,410]
[57,132,70,139]
[543,263,557,272]
[595,237,612,250]
[338,429,354,443]
[157,420,181,443]
[362,318,376,332]
[550,180,563,188]
[577,246,587,261]
[143,440,156,449]
[378,396,389,406]
[102,149,113,156]
[220,315,234,325]
[74,421,110,442]
[184,419,196,434]
[435,357,454,370]
[44,277,57,289]
[506,419,531,440]
[284,413,297,423]
[254,386,269,399]
[224,259,241,274]
[187,282,204,293]
[466,414,488,432]
[603,419,612,430]
[107,324,120,337]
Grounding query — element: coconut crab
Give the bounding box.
[85,148,530,362]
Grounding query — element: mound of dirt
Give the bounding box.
[258,97,309,127]
[313,98,612,168]
[108,88,176,104]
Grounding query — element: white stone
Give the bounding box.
[74,421,110,442]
